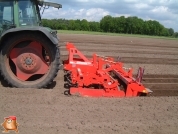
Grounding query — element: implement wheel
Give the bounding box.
[0,32,60,88]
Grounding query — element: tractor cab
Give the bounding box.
[0,0,62,34]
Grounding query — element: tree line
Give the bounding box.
[42,15,178,38]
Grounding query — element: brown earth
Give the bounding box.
[0,34,178,134]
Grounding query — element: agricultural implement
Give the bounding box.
[63,43,152,97]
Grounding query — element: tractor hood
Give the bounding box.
[38,0,62,9]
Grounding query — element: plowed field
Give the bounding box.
[0,34,178,134]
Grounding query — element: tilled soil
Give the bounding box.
[0,34,178,134]
[59,34,178,96]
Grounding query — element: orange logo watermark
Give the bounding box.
[1,116,19,133]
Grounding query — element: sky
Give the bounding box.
[41,0,178,32]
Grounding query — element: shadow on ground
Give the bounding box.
[0,75,57,89]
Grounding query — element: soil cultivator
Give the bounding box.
[63,42,152,97]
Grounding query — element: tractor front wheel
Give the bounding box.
[0,32,60,88]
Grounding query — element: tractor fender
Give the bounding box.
[0,26,59,46]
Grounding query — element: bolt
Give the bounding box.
[108,82,112,85]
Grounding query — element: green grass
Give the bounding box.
[58,30,178,40]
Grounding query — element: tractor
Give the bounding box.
[0,0,62,88]
[0,0,152,97]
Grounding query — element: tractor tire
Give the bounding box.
[0,32,60,88]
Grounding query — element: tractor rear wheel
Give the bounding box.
[0,32,60,88]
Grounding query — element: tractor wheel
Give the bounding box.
[0,32,60,88]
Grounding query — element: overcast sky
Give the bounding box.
[42,0,178,32]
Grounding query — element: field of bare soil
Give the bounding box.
[0,34,178,134]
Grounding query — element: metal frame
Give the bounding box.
[63,42,153,97]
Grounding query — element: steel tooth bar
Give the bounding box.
[70,88,125,97]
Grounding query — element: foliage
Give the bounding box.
[41,16,177,38]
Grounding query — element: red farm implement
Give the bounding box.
[63,42,152,97]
